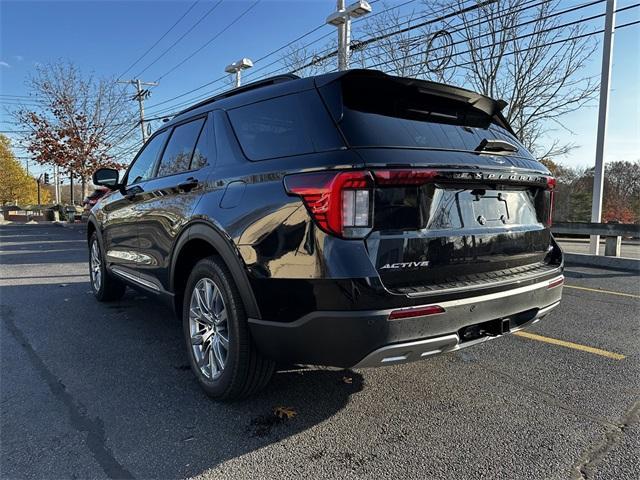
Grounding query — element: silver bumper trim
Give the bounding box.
[354,300,560,369]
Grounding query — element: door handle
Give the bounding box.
[124,186,143,201]
[178,177,199,192]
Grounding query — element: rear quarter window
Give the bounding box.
[227,91,344,161]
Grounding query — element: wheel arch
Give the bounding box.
[86,217,98,245]
[170,221,261,320]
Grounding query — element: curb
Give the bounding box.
[53,221,87,230]
[564,253,640,272]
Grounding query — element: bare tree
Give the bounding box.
[280,39,338,78]
[354,8,458,83]
[424,0,599,158]
[278,1,598,160]
[12,61,138,198]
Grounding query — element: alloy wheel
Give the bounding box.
[189,278,229,380]
[90,240,102,292]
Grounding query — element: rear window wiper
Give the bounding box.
[475,138,518,154]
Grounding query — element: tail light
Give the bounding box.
[373,169,437,185]
[284,171,374,239]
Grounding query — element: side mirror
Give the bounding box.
[93,168,120,189]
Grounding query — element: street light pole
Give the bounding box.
[337,0,346,71]
[589,0,617,255]
[326,0,372,71]
[224,58,253,88]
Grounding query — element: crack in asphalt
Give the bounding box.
[457,353,622,431]
[456,353,640,479]
[572,399,640,480]
[1,305,135,480]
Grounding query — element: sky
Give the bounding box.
[1,0,638,179]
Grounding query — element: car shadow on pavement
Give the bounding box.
[0,224,88,265]
[1,278,364,478]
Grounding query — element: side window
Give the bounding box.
[190,118,214,170]
[227,91,343,161]
[156,118,206,177]
[126,130,168,186]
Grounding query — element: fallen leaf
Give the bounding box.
[273,406,297,419]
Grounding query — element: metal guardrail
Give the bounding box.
[552,222,640,257]
[552,222,640,237]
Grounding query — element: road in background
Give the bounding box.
[1,223,638,480]
[556,237,640,259]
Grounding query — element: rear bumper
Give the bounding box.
[248,275,563,368]
[353,300,558,368]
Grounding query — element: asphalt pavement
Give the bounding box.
[1,223,638,480]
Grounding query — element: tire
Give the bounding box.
[182,256,275,400]
[89,232,126,302]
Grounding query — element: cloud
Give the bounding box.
[13,55,24,62]
[0,61,10,68]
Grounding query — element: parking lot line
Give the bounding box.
[513,331,626,360]
[564,284,640,299]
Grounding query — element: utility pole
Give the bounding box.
[70,173,74,205]
[119,79,159,143]
[589,0,617,255]
[224,58,253,88]
[326,0,372,71]
[54,166,59,204]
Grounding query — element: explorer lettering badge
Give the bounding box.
[380,261,430,270]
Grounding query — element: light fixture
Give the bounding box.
[224,58,253,74]
[345,0,371,17]
[326,11,346,26]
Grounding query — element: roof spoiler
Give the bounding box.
[314,69,515,135]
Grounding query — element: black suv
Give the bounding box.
[89,70,563,400]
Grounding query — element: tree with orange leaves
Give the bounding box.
[12,62,139,199]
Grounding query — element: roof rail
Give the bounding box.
[173,74,300,118]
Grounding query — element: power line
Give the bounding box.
[357,0,556,62]
[110,3,208,132]
[237,0,485,80]
[118,0,201,79]
[145,0,479,115]
[143,27,332,113]
[239,0,468,84]
[142,1,270,114]
[361,0,606,68]
[134,0,224,78]
[290,0,499,73]
[369,17,639,75]
[154,0,262,81]
[367,1,638,70]
[138,0,636,122]
[156,1,619,119]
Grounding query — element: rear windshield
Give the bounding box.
[320,76,532,158]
